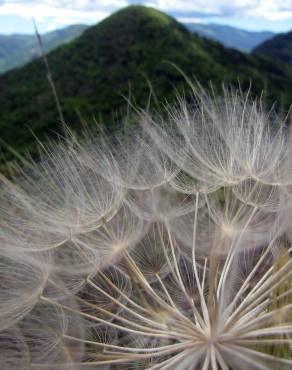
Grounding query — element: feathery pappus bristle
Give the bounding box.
[0,85,291,369]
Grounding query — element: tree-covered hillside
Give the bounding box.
[253,30,292,65]
[1,5,292,167]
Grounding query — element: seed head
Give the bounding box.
[0,86,291,369]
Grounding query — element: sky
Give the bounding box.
[0,0,292,35]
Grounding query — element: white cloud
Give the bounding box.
[0,0,127,9]
[0,0,292,25]
[177,17,204,23]
[150,0,292,19]
[0,0,128,25]
[245,0,292,20]
[148,0,257,15]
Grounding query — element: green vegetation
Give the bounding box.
[253,30,292,64]
[1,5,292,168]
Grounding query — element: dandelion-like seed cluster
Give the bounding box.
[0,87,292,369]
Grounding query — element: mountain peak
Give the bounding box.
[81,4,189,43]
[101,5,174,25]
[0,6,292,169]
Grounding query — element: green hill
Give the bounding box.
[253,30,292,65]
[1,5,292,167]
[0,25,88,74]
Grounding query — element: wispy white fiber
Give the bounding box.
[0,86,291,369]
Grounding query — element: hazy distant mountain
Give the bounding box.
[186,23,274,52]
[0,24,88,73]
[253,31,292,64]
[1,5,292,168]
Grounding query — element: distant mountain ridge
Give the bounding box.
[186,23,275,52]
[253,31,292,64]
[0,5,292,169]
[0,24,88,74]
[0,21,277,75]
